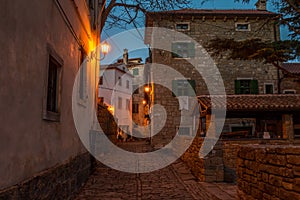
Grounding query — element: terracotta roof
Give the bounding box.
[147,9,277,16]
[198,94,300,112]
[282,63,300,74]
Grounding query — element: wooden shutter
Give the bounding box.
[188,43,195,58]
[172,80,178,96]
[250,80,258,94]
[235,80,241,94]
[188,80,196,96]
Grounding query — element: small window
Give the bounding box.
[79,50,87,100]
[118,97,122,109]
[99,76,103,85]
[133,84,139,94]
[175,23,190,31]
[265,84,274,94]
[283,90,296,94]
[177,127,191,136]
[172,79,196,96]
[43,45,63,122]
[126,99,130,110]
[132,103,139,113]
[235,23,250,31]
[126,80,129,89]
[172,42,195,58]
[133,68,139,76]
[118,77,122,86]
[235,79,258,94]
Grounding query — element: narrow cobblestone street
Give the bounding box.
[73,141,237,200]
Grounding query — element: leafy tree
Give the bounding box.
[204,0,300,71]
[99,0,191,32]
[237,0,300,39]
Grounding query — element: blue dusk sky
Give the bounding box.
[101,0,290,63]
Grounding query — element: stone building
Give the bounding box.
[280,62,300,94]
[145,0,285,147]
[0,0,103,198]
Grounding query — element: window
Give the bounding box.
[172,79,196,96]
[118,76,121,86]
[79,50,87,100]
[99,76,103,85]
[264,84,274,94]
[126,80,129,89]
[43,45,63,122]
[133,84,139,94]
[177,127,191,136]
[283,90,296,94]
[235,79,258,94]
[175,23,190,31]
[133,68,139,76]
[126,99,130,110]
[235,23,250,31]
[172,42,195,58]
[118,97,122,109]
[132,103,139,113]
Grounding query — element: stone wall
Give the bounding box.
[237,145,300,200]
[181,138,224,182]
[0,153,93,200]
[181,137,293,183]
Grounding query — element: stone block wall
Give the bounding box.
[181,138,224,182]
[0,152,93,199]
[237,145,300,200]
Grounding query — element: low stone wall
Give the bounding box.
[181,137,292,183]
[181,138,224,182]
[0,152,93,199]
[237,145,300,200]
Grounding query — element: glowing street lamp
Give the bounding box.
[101,41,110,55]
[144,86,150,93]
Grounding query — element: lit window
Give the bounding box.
[172,42,195,58]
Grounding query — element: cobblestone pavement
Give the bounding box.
[73,141,237,200]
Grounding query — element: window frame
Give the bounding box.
[172,79,196,97]
[171,41,195,59]
[264,83,274,94]
[235,23,251,31]
[283,89,296,94]
[175,22,190,31]
[43,44,63,122]
[235,78,258,94]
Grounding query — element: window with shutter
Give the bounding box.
[171,42,195,58]
[235,79,258,94]
[172,79,196,96]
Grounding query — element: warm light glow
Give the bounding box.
[108,105,114,115]
[142,100,147,105]
[144,86,150,93]
[101,41,110,55]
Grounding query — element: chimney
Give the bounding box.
[255,0,267,10]
[123,49,128,65]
